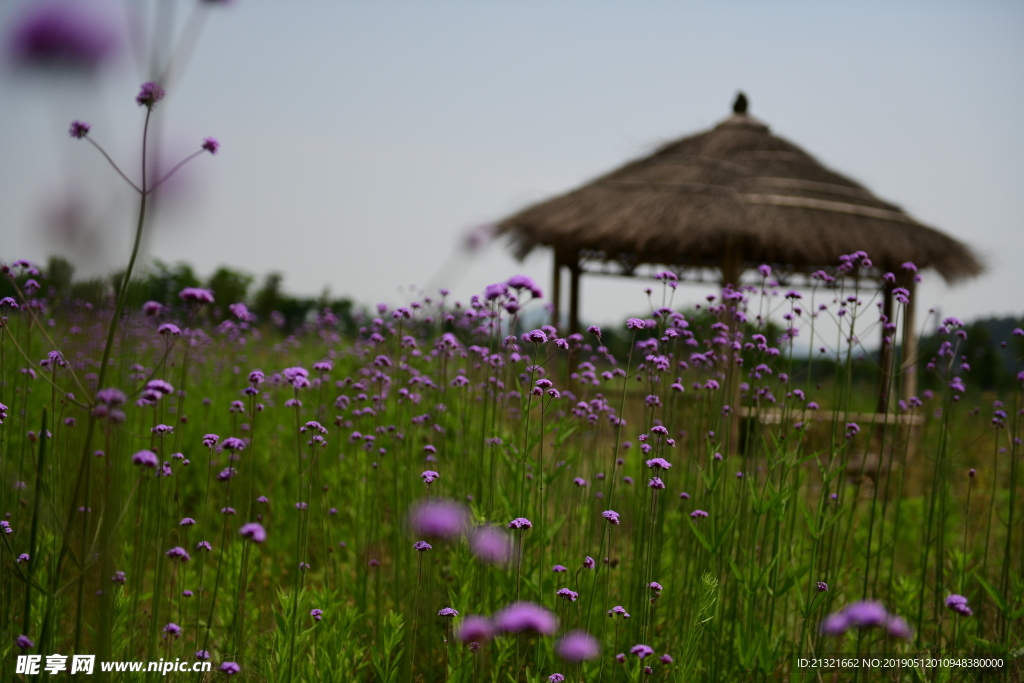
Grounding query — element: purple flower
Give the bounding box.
[647,477,665,489]
[820,601,911,639]
[508,517,533,530]
[602,510,621,525]
[549,675,565,683]
[525,329,548,343]
[310,608,323,621]
[493,601,557,635]
[556,588,579,602]
[136,81,165,108]
[648,581,663,593]
[239,523,266,543]
[409,499,469,539]
[163,623,181,636]
[9,2,120,72]
[131,449,158,468]
[69,120,91,138]
[817,582,828,592]
[679,492,690,499]
[552,564,568,573]
[842,601,887,628]
[202,137,220,154]
[660,654,673,664]
[221,437,246,451]
[183,590,193,597]
[690,510,708,519]
[438,607,459,617]
[112,571,126,584]
[196,541,212,552]
[413,541,432,552]
[582,556,595,569]
[16,553,30,564]
[630,644,655,659]
[195,651,210,661]
[421,470,440,484]
[645,457,672,470]
[457,616,494,643]
[219,662,241,675]
[180,517,196,526]
[166,546,191,562]
[945,594,972,617]
[16,634,34,649]
[179,287,214,304]
[470,526,512,565]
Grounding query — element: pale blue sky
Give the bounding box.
[2,0,1022,329]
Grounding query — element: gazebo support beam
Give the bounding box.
[551,249,563,330]
[877,283,895,414]
[720,245,743,455]
[569,257,581,336]
[901,280,918,402]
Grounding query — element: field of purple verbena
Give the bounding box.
[1,255,1022,682]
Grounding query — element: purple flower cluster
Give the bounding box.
[819,601,911,639]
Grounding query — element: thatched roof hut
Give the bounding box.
[497,94,983,285]
[496,94,984,405]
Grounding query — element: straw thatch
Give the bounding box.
[496,96,983,283]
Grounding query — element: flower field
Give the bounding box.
[1,253,1022,682]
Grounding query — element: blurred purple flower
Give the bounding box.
[470,526,512,565]
[136,81,165,108]
[561,630,598,663]
[69,120,91,138]
[8,1,120,72]
[132,450,158,468]
[493,601,557,635]
[409,499,469,540]
[457,615,493,643]
[630,644,654,659]
[239,523,266,543]
[945,594,972,617]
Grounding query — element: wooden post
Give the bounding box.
[720,245,742,290]
[901,280,918,401]
[551,249,562,330]
[568,257,581,336]
[876,283,894,414]
[720,245,743,454]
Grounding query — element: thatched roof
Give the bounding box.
[496,96,983,283]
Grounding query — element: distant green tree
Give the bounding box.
[114,261,202,310]
[68,278,110,306]
[252,272,284,320]
[45,256,75,298]
[206,266,254,318]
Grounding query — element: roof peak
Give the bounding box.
[733,92,748,114]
